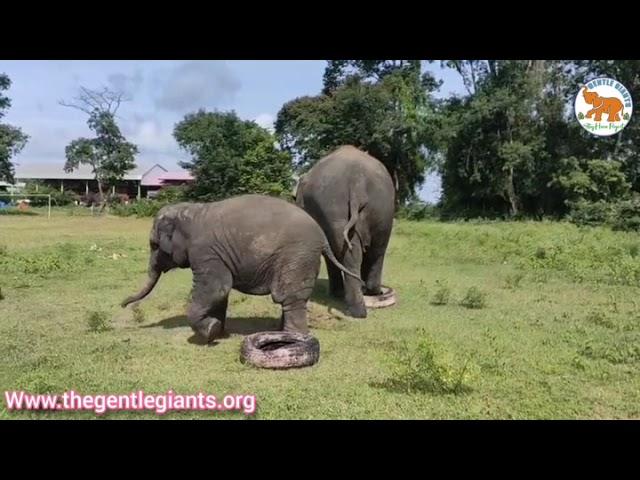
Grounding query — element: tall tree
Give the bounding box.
[276,60,440,204]
[0,74,29,183]
[174,110,293,201]
[439,60,573,218]
[60,87,138,201]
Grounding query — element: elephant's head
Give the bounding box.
[121,203,192,308]
[583,86,599,105]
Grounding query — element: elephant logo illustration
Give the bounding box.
[575,77,633,137]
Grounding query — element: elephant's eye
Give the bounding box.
[150,240,159,250]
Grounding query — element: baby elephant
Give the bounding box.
[121,194,361,343]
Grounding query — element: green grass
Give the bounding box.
[1,211,640,419]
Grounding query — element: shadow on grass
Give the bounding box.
[311,278,351,316]
[142,314,282,345]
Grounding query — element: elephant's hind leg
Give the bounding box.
[361,250,385,296]
[342,240,367,318]
[188,264,232,343]
[325,254,345,298]
[271,257,319,334]
[610,108,622,122]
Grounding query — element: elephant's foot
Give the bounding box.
[191,317,224,343]
[363,285,383,296]
[281,306,310,334]
[347,301,368,319]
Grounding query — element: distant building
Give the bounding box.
[6,163,194,199]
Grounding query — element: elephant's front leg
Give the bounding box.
[188,267,232,343]
[280,300,310,334]
[342,240,367,318]
[587,107,602,121]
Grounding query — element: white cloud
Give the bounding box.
[108,70,144,98]
[125,116,176,154]
[253,113,275,132]
[153,61,241,113]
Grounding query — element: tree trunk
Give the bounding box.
[505,167,520,217]
[97,179,108,215]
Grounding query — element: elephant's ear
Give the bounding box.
[156,215,176,255]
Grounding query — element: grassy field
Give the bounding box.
[1,208,640,419]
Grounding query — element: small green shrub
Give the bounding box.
[534,246,547,259]
[131,305,146,324]
[611,198,640,232]
[567,200,615,228]
[626,243,640,258]
[579,338,640,365]
[460,287,487,309]
[585,311,615,329]
[86,310,113,333]
[430,280,452,306]
[111,199,177,218]
[382,329,474,395]
[153,186,188,203]
[0,244,7,256]
[503,272,525,289]
[566,197,640,232]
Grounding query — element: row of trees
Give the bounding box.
[436,60,640,219]
[2,60,639,223]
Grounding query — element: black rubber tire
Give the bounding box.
[240,332,320,369]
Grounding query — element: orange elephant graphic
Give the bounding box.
[582,86,624,122]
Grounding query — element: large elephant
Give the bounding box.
[121,194,361,343]
[295,145,395,318]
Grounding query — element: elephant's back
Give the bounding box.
[306,145,394,195]
[216,194,323,244]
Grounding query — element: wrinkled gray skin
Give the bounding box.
[295,146,395,318]
[121,194,361,343]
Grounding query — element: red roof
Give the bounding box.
[143,171,194,187]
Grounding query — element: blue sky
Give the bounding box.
[1,60,466,202]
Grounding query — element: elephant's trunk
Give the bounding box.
[121,270,161,308]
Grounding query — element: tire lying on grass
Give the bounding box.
[240,331,320,369]
[363,286,397,309]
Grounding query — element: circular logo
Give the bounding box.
[575,77,633,137]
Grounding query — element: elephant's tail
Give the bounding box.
[343,188,365,250]
[322,240,364,285]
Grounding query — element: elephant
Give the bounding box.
[295,145,395,318]
[121,194,362,343]
[582,86,624,122]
